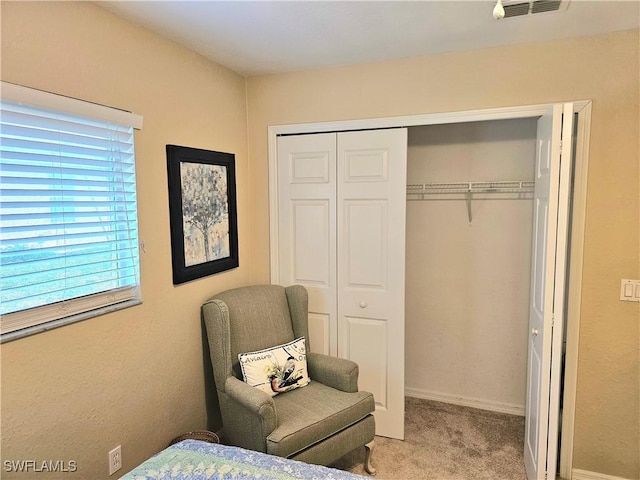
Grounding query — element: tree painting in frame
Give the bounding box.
[166,145,239,284]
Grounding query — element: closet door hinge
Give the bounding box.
[559,140,563,154]
[551,314,555,328]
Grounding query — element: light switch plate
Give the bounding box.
[620,279,640,302]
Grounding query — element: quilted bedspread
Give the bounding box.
[121,439,367,480]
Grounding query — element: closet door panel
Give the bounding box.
[290,152,330,183]
[277,133,337,356]
[525,110,557,480]
[307,312,330,355]
[337,128,407,440]
[344,200,388,289]
[291,200,330,284]
[344,149,388,182]
[345,316,388,405]
[525,103,574,480]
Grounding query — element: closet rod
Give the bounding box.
[406,180,535,223]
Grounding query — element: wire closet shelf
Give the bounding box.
[406,180,535,223]
[407,180,534,196]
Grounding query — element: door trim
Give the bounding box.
[268,100,592,474]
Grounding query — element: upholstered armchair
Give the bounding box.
[202,284,376,474]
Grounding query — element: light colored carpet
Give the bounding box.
[331,397,527,480]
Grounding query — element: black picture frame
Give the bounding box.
[166,145,239,284]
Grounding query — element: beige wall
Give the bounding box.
[1,2,249,478]
[1,2,638,478]
[405,120,536,411]
[247,31,640,478]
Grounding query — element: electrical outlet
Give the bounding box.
[108,445,122,476]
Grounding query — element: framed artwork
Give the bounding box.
[166,145,239,284]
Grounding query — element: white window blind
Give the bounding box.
[0,83,143,341]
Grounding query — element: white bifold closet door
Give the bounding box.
[277,129,407,440]
[525,103,574,480]
[277,133,338,357]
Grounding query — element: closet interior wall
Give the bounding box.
[405,118,538,413]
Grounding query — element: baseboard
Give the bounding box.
[572,469,634,480]
[405,386,525,416]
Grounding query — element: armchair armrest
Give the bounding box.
[224,377,277,450]
[307,352,359,393]
[225,377,276,417]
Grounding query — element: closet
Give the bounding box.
[405,118,538,416]
[270,102,580,480]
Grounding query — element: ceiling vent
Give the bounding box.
[503,0,565,18]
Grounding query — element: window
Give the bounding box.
[0,82,143,342]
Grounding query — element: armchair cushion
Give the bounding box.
[266,381,374,458]
[239,337,310,396]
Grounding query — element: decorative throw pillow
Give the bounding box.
[238,337,310,397]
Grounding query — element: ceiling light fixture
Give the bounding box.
[493,0,505,19]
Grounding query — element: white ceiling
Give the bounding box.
[97,1,640,76]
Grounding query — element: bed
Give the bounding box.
[121,439,367,480]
